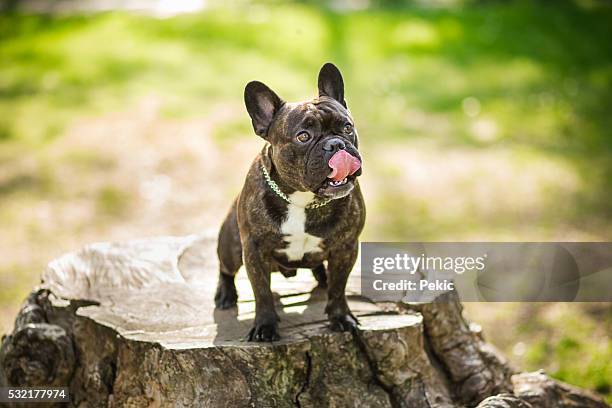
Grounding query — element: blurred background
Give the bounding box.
[1,0,610,401]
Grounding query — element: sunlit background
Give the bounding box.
[1,0,610,401]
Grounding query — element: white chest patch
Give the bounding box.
[278,192,323,261]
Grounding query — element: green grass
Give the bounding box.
[518,304,612,399]
[2,3,612,147]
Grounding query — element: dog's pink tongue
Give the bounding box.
[328,150,361,182]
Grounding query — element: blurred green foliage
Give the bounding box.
[2,2,612,148]
[1,1,611,219]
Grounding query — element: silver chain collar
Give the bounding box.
[260,162,332,209]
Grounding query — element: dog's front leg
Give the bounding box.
[243,238,280,342]
[325,240,359,332]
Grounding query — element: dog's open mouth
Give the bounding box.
[317,159,361,199]
[313,149,361,198]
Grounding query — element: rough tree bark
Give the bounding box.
[0,234,609,408]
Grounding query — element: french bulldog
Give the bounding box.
[215,63,365,342]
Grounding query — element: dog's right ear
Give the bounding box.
[244,81,284,138]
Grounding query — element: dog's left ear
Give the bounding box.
[318,63,346,108]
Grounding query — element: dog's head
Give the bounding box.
[244,63,362,200]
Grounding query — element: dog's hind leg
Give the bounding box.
[312,263,327,288]
[215,200,242,309]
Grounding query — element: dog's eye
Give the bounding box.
[296,131,311,143]
[343,124,353,134]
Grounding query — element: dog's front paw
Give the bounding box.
[214,274,238,309]
[329,313,359,333]
[247,320,280,342]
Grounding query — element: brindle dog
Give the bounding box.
[215,63,365,342]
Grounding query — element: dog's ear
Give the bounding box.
[318,62,346,107]
[244,81,284,138]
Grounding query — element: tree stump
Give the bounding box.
[0,234,609,407]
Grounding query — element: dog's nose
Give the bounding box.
[323,138,346,153]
